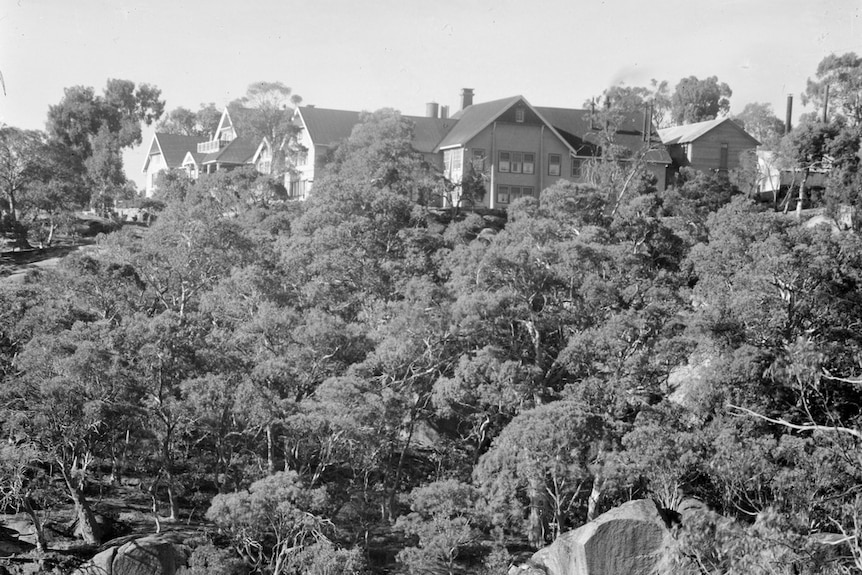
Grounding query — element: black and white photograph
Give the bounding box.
[2,1,862,573]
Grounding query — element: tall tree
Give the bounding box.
[733,102,785,148]
[229,82,303,176]
[0,127,47,222]
[592,79,672,128]
[671,75,732,124]
[46,78,164,207]
[324,108,442,203]
[155,103,224,138]
[804,52,862,126]
[155,106,201,136]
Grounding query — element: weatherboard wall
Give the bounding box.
[464,120,574,209]
[678,122,757,174]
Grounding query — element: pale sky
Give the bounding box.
[2,0,861,189]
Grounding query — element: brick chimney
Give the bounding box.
[426,102,439,118]
[440,105,449,119]
[461,88,474,110]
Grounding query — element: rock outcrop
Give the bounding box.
[73,534,189,575]
[511,499,672,575]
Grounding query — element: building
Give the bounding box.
[288,106,455,200]
[142,107,274,197]
[288,89,671,208]
[658,117,760,178]
[142,133,206,196]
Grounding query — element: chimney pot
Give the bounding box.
[426,102,439,118]
[440,105,449,119]
[461,88,474,110]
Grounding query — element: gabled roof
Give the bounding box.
[143,133,207,172]
[251,137,272,164]
[200,136,260,166]
[435,96,525,150]
[658,117,760,146]
[296,107,362,148]
[215,107,234,136]
[536,107,672,164]
[181,150,204,167]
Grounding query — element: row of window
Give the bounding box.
[496,185,534,204]
[447,148,585,178]
[500,151,582,177]
[499,151,535,174]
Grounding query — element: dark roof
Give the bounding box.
[536,107,672,164]
[297,98,671,165]
[152,133,207,168]
[297,107,362,147]
[200,136,259,165]
[435,96,523,150]
[658,117,760,146]
[182,150,206,166]
[297,106,455,155]
[404,115,457,153]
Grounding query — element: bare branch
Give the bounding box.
[727,404,862,440]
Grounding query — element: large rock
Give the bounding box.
[0,522,33,556]
[74,534,188,575]
[522,499,672,575]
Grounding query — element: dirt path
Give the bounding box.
[0,242,98,285]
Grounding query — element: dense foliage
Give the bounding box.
[2,56,862,574]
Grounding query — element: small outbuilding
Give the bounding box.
[658,117,759,177]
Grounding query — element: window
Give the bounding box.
[499,151,511,173]
[497,185,510,204]
[515,107,525,123]
[497,185,534,205]
[511,152,522,174]
[296,150,308,166]
[472,149,486,171]
[452,149,463,173]
[500,150,536,174]
[548,154,561,176]
[571,158,582,178]
[719,143,729,170]
[523,153,535,174]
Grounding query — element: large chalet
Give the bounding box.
[144,89,759,207]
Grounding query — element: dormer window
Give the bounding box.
[515,107,525,123]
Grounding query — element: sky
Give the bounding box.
[1,0,861,190]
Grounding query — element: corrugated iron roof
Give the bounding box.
[658,117,759,146]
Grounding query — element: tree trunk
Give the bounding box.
[58,458,100,545]
[22,496,47,553]
[166,479,180,521]
[796,170,808,220]
[587,474,605,521]
[527,476,549,549]
[266,422,276,475]
[46,220,56,247]
[386,407,418,522]
[8,190,17,222]
[68,482,100,545]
